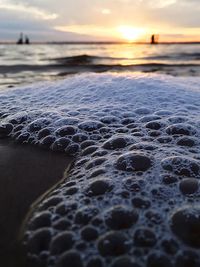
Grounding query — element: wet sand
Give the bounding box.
[0,138,73,267]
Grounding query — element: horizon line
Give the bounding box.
[0,40,200,45]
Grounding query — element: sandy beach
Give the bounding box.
[0,138,72,267]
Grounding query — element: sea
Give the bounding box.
[0,43,199,89]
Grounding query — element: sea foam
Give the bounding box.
[1,73,200,267]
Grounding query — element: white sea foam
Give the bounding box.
[1,73,200,267]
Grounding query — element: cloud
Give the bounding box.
[54,24,120,40]
[0,0,58,20]
[109,0,176,8]
[145,0,200,28]
[147,0,177,8]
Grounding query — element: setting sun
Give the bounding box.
[118,26,146,42]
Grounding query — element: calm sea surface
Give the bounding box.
[0,43,199,89]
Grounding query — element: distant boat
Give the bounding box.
[17,33,23,45]
[17,33,30,44]
[151,34,159,44]
[25,36,30,44]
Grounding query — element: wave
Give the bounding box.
[2,53,199,74]
[0,54,200,78]
[143,53,200,61]
[1,62,199,76]
[50,54,120,64]
[50,53,200,64]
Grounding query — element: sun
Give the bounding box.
[118,26,145,42]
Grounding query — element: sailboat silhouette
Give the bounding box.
[151,34,159,44]
[17,33,30,44]
[17,33,23,44]
[25,35,30,44]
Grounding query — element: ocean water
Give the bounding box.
[0,43,200,89]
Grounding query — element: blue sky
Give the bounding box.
[0,0,199,41]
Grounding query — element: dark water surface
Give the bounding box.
[0,43,199,89]
[0,139,72,267]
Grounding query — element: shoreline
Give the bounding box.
[0,138,73,267]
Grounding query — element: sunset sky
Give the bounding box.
[0,0,200,42]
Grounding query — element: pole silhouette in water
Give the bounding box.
[17,33,23,44]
